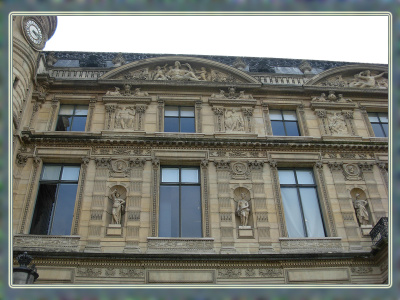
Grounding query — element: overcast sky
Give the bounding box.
[44,15,389,64]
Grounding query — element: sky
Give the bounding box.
[43,15,389,64]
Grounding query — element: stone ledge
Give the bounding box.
[13,234,80,252]
[147,237,215,254]
[279,237,343,254]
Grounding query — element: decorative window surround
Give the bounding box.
[279,237,342,253]
[359,102,388,138]
[48,94,97,131]
[157,96,202,133]
[146,237,215,254]
[262,100,309,137]
[13,234,80,252]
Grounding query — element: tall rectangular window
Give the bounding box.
[278,168,325,238]
[30,164,80,235]
[164,106,195,133]
[56,104,88,131]
[159,166,202,237]
[368,112,388,137]
[270,110,300,136]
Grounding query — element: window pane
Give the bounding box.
[58,105,74,115]
[269,110,283,120]
[164,118,179,132]
[378,113,388,123]
[164,106,179,117]
[180,107,195,117]
[296,170,314,184]
[368,113,379,122]
[271,121,286,135]
[181,168,199,183]
[180,117,195,133]
[382,123,388,137]
[281,187,305,237]
[61,166,80,181]
[75,105,88,115]
[181,186,202,237]
[159,186,180,237]
[30,184,57,235]
[162,168,179,183]
[285,121,300,136]
[50,183,78,235]
[372,123,385,137]
[70,116,87,131]
[283,111,297,120]
[299,188,325,237]
[41,165,62,180]
[278,170,296,184]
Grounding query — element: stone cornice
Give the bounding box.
[20,130,388,151]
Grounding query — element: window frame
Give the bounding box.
[368,112,388,138]
[29,163,81,235]
[269,109,301,136]
[55,104,88,132]
[278,167,326,238]
[158,165,202,238]
[163,105,196,133]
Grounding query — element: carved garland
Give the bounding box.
[201,159,210,237]
[151,158,160,237]
[315,162,337,237]
[72,157,90,235]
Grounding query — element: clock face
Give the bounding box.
[25,19,43,44]
[21,17,46,50]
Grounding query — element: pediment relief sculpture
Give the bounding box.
[100,56,260,84]
[118,60,240,83]
[308,69,388,89]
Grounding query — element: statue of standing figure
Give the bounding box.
[353,193,369,226]
[236,192,251,227]
[110,189,126,225]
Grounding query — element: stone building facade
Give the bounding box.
[12,16,389,285]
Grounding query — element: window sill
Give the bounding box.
[147,237,215,254]
[279,237,342,254]
[13,234,80,252]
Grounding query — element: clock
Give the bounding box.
[21,17,47,50]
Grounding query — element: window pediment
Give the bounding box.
[99,56,260,84]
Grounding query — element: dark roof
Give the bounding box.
[43,51,385,74]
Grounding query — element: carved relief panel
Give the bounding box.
[311,91,357,137]
[210,87,256,134]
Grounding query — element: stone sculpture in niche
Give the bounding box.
[327,112,347,135]
[115,106,135,129]
[349,70,387,88]
[353,193,369,226]
[235,192,251,227]
[225,108,244,132]
[109,189,126,225]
